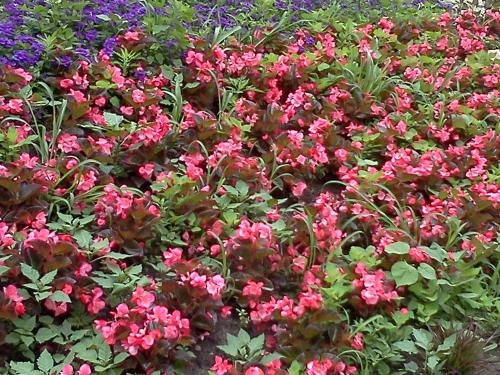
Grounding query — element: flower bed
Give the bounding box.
[0,5,499,375]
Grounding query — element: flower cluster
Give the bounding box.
[95,287,190,355]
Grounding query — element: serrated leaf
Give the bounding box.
[74,230,92,248]
[101,252,132,260]
[9,361,34,374]
[36,328,57,343]
[217,344,239,357]
[49,291,71,303]
[247,334,265,354]
[104,112,124,127]
[21,263,40,282]
[40,270,58,285]
[37,349,54,373]
[57,212,74,224]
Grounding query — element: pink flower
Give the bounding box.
[60,365,74,375]
[211,356,233,375]
[206,275,225,298]
[44,298,68,316]
[124,31,140,41]
[246,367,265,375]
[58,134,81,153]
[120,106,134,116]
[132,287,155,308]
[78,364,92,375]
[87,288,105,315]
[351,333,364,350]
[292,181,307,197]
[163,248,183,268]
[3,285,25,316]
[60,79,74,89]
[131,89,146,104]
[69,89,87,103]
[75,262,92,277]
[243,280,264,299]
[335,148,349,162]
[221,306,232,317]
[139,163,155,179]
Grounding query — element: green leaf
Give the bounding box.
[113,352,129,364]
[40,270,58,285]
[413,328,433,350]
[418,263,437,280]
[318,63,330,71]
[217,344,239,357]
[49,291,71,303]
[393,340,418,353]
[385,242,410,255]
[101,252,132,260]
[57,212,74,224]
[391,261,419,287]
[74,230,92,248]
[9,361,34,374]
[35,328,57,343]
[421,245,447,262]
[238,329,251,345]
[37,349,54,373]
[15,316,37,331]
[247,334,265,354]
[104,112,124,127]
[96,14,111,21]
[288,360,304,375]
[235,180,249,196]
[21,263,40,282]
[0,265,10,276]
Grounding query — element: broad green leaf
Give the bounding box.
[385,242,410,255]
[235,180,249,196]
[421,245,447,262]
[418,263,437,280]
[391,261,419,287]
[392,340,418,353]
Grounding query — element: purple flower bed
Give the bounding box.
[0,0,454,69]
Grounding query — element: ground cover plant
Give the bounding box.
[0,3,499,375]
[0,0,464,70]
